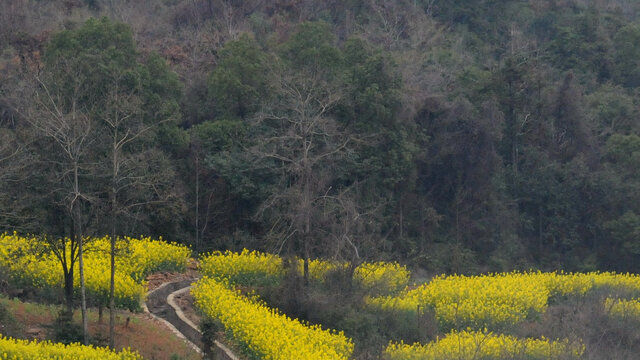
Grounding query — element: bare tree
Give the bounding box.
[0,126,34,230]
[254,62,349,285]
[100,74,176,349]
[9,62,96,344]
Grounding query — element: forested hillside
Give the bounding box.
[2,0,640,274]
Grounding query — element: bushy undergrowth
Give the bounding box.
[0,301,22,338]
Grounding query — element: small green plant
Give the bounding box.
[0,300,22,337]
[51,310,83,344]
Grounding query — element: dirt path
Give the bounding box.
[145,279,239,360]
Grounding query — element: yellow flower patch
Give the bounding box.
[199,248,410,293]
[191,277,354,360]
[0,335,142,359]
[385,330,584,360]
[199,249,284,286]
[0,233,190,311]
[353,261,410,294]
[605,297,640,319]
[367,271,640,330]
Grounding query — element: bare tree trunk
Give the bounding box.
[538,204,543,258]
[73,163,89,345]
[195,152,200,252]
[78,231,88,344]
[302,152,311,287]
[109,206,116,349]
[75,204,88,345]
[109,130,118,349]
[303,238,310,287]
[63,265,74,315]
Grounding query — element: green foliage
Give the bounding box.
[430,0,513,42]
[606,134,640,176]
[335,37,414,194]
[52,310,84,345]
[0,300,22,338]
[209,34,270,119]
[341,37,401,130]
[45,17,137,67]
[191,119,247,154]
[279,21,343,76]
[586,85,637,139]
[141,52,183,122]
[605,211,640,256]
[613,23,640,87]
[7,0,640,277]
[44,17,138,109]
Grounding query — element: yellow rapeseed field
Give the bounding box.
[367,271,640,330]
[198,249,410,293]
[0,232,190,310]
[0,335,142,359]
[191,276,354,360]
[353,261,410,294]
[385,329,584,360]
[199,249,284,286]
[605,297,640,319]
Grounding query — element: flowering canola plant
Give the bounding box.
[353,261,410,294]
[297,258,346,282]
[385,329,584,360]
[367,271,640,330]
[199,249,409,293]
[199,249,285,286]
[0,233,190,311]
[604,297,640,320]
[0,334,142,359]
[191,277,354,360]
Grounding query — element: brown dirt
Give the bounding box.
[23,326,47,341]
[146,259,201,292]
[147,272,194,292]
[101,312,200,360]
[1,296,201,360]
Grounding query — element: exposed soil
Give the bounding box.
[1,264,208,359]
[1,290,201,360]
[146,259,200,292]
[147,272,194,292]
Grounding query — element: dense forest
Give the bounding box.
[1,0,640,274]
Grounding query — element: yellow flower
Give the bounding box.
[367,271,640,330]
[385,329,584,360]
[0,233,190,311]
[0,334,142,359]
[192,277,354,360]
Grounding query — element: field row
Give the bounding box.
[385,330,584,360]
[192,277,354,360]
[367,271,640,330]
